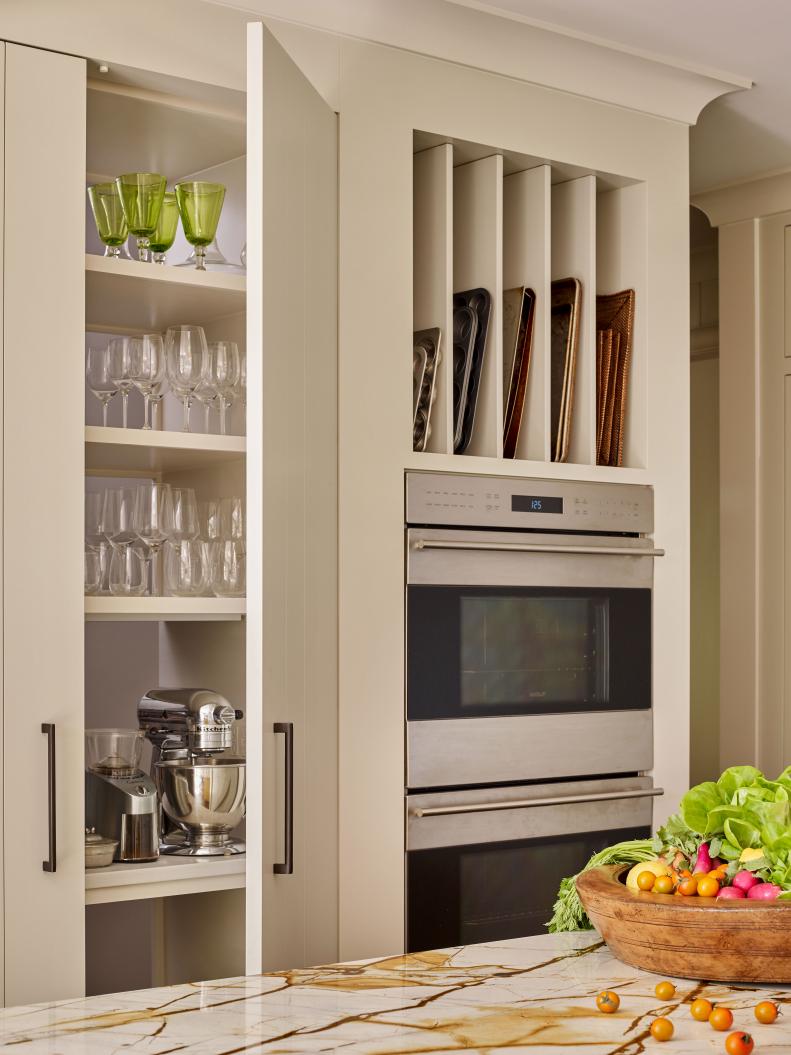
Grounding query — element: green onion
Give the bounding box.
[547,839,655,932]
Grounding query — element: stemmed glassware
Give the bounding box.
[133,482,175,596]
[86,346,118,426]
[102,487,138,549]
[88,183,128,258]
[129,334,165,430]
[171,488,199,542]
[148,192,179,264]
[116,173,166,262]
[165,325,208,432]
[107,337,134,429]
[208,341,240,435]
[174,181,226,271]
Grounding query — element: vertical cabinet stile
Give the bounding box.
[3,43,86,1005]
[0,41,5,1006]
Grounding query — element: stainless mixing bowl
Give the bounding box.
[155,756,246,850]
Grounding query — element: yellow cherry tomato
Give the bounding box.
[698,876,720,898]
[690,998,713,1021]
[596,990,620,1014]
[655,980,676,1000]
[637,870,657,891]
[654,876,674,895]
[650,1017,674,1041]
[709,1006,734,1031]
[755,1000,779,1024]
[679,877,699,896]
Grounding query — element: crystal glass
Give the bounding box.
[164,539,208,596]
[116,172,167,262]
[208,341,240,435]
[219,496,245,541]
[150,385,165,430]
[107,336,133,429]
[199,499,222,541]
[171,487,199,542]
[129,334,165,430]
[174,181,226,271]
[149,192,179,264]
[85,491,105,549]
[84,549,101,595]
[88,183,128,258]
[109,544,147,597]
[86,346,118,426]
[165,325,208,432]
[133,482,175,595]
[193,373,218,433]
[210,540,246,597]
[102,487,137,548]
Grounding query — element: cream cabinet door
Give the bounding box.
[246,22,339,973]
[3,43,86,1006]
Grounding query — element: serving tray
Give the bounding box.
[577,864,791,983]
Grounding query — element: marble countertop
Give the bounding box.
[1,932,789,1053]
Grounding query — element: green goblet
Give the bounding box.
[149,192,179,264]
[88,183,128,258]
[116,172,166,262]
[174,181,226,271]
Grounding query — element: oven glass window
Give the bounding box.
[408,586,650,720]
[407,825,650,952]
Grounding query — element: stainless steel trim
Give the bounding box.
[412,786,664,817]
[412,539,665,557]
[407,711,653,788]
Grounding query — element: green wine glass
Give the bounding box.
[174,181,226,271]
[87,183,128,258]
[149,192,179,264]
[116,172,166,262]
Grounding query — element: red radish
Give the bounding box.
[747,883,782,900]
[717,886,746,899]
[693,843,713,874]
[733,870,760,892]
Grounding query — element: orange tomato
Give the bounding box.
[681,869,692,878]
[698,876,721,898]
[649,1018,674,1041]
[709,1007,734,1031]
[679,877,699,896]
[725,1032,755,1055]
[690,998,713,1021]
[654,876,674,895]
[755,1000,779,1023]
[655,981,676,1001]
[637,871,657,891]
[596,990,620,1014]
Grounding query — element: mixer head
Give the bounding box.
[138,688,243,755]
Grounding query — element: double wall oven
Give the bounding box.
[405,472,664,952]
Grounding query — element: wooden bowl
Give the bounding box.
[577,864,791,983]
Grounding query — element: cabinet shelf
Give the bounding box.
[85,425,246,474]
[85,254,246,333]
[404,450,652,485]
[85,597,246,621]
[85,854,246,905]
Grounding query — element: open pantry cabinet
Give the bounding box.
[1,23,337,1006]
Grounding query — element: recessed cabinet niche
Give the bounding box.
[412,132,646,471]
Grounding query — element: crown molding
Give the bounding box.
[694,170,791,228]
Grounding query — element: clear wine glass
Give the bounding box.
[193,368,219,434]
[210,540,246,597]
[165,325,208,432]
[150,383,166,431]
[164,540,208,596]
[84,549,101,595]
[199,499,222,542]
[209,340,240,436]
[109,544,147,596]
[133,482,175,595]
[85,491,105,550]
[219,496,245,541]
[102,487,138,548]
[107,337,133,429]
[171,487,199,542]
[129,334,165,431]
[86,346,118,426]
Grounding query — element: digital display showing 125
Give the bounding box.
[511,494,564,514]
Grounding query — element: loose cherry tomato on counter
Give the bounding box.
[725,1032,755,1055]
[596,990,620,1014]
[698,876,721,898]
[655,981,676,1001]
[709,1006,734,1031]
[755,1000,779,1023]
[637,871,657,891]
[679,877,699,896]
[649,1017,674,1041]
[690,998,714,1021]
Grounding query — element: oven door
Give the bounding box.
[407,527,656,787]
[406,776,658,952]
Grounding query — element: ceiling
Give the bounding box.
[446,0,791,193]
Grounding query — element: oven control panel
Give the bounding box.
[406,472,653,534]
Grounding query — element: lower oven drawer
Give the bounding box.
[405,776,659,952]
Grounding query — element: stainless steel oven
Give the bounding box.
[404,472,663,951]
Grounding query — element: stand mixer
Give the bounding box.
[138,689,246,856]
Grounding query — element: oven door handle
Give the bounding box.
[411,787,664,818]
[412,539,665,557]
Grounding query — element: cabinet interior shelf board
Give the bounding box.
[85,254,245,333]
[405,451,652,485]
[85,597,246,621]
[85,425,246,474]
[85,854,246,905]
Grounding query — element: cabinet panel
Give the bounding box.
[3,43,86,1005]
[246,22,338,973]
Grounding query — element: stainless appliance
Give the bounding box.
[85,729,159,863]
[405,471,664,951]
[138,689,246,856]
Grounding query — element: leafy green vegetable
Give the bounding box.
[547,839,654,933]
[680,781,725,835]
[717,765,762,800]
